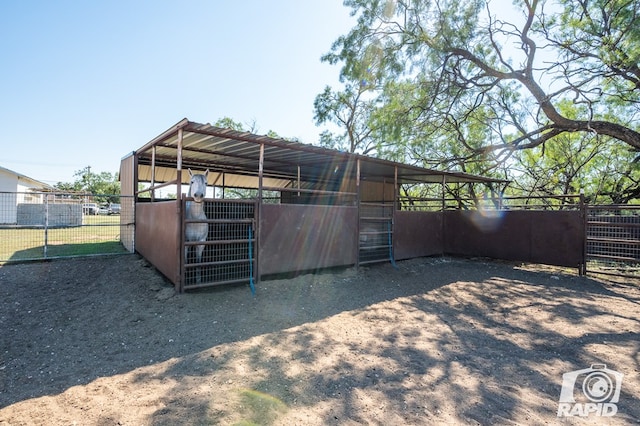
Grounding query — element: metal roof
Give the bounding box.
[132,118,505,188]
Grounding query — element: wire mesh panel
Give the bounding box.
[586,205,640,279]
[183,199,256,290]
[0,192,131,262]
[359,202,394,265]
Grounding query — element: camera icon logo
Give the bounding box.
[557,364,624,417]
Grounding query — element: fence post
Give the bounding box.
[579,192,587,276]
[43,194,49,258]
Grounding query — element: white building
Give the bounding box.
[0,166,53,224]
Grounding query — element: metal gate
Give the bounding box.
[359,202,394,265]
[585,204,640,279]
[182,199,256,291]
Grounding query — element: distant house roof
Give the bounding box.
[128,118,507,189]
[0,165,54,190]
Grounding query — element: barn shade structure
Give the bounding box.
[120,118,584,292]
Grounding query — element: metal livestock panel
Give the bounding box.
[394,211,443,260]
[259,204,358,276]
[135,201,180,284]
[359,202,393,265]
[444,210,584,268]
[586,205,640,278]
[183,199,256,290]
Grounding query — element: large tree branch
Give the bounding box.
[445,46,640,150]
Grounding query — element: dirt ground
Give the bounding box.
[0,254,638,425]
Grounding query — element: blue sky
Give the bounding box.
[0,1,355,185]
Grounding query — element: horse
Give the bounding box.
[185,169,209,282]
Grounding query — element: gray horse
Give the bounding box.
[185,169,209,281]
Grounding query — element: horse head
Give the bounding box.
[188,169,209,203]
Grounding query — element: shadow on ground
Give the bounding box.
[0,254,638,424]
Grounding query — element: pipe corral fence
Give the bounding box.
[0,191,131,262]
[117,119,639,293]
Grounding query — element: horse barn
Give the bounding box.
[120,118,587,292]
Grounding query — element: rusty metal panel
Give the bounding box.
[531,211,584,267]
[259,204,357,276]
[445,210,530,261]
[444,210,584,267]
[360,180,395,202]
[135,201,180,284]
[394,211,443,260]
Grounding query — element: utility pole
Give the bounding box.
[84,166,91,190]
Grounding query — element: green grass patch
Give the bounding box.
[1,215,128,261]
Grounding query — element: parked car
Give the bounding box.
[108,203,121,215]
[82,203,99,215]
[97,206,110,215]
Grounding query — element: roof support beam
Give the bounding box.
[258,143,264,205]
[151,146,156,202]
[177,128,183,200]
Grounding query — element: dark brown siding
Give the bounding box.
[135,201,180,284]
[444,210,584,267]
[394,211,443,260]
[259,204,358,275]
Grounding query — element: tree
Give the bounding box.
[54,166,120,203]
[214,117,296,142]
[511,99,640,203]
[314,81,381,154]
[214,117,248,132]
[321,0,640,168]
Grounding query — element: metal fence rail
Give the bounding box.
[4,189,639,282]
[359,202,394,265]
[182,199,256,290]
[398,194,582,211]
[0,191,132,263]
[586,205,640,279]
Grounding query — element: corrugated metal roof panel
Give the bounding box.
[136,165,293,189]
[134,118,507,186]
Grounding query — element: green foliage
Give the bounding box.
[509,99,640,203]
[214,117,246,131]
[313,83,380,154]
[54,166,120,203]
[316,0,640,202]
[516,132,640,204]
[214,117,296,142]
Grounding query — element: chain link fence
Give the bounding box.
[0,192,133,262]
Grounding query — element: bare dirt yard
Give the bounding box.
[0,254,638,425]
